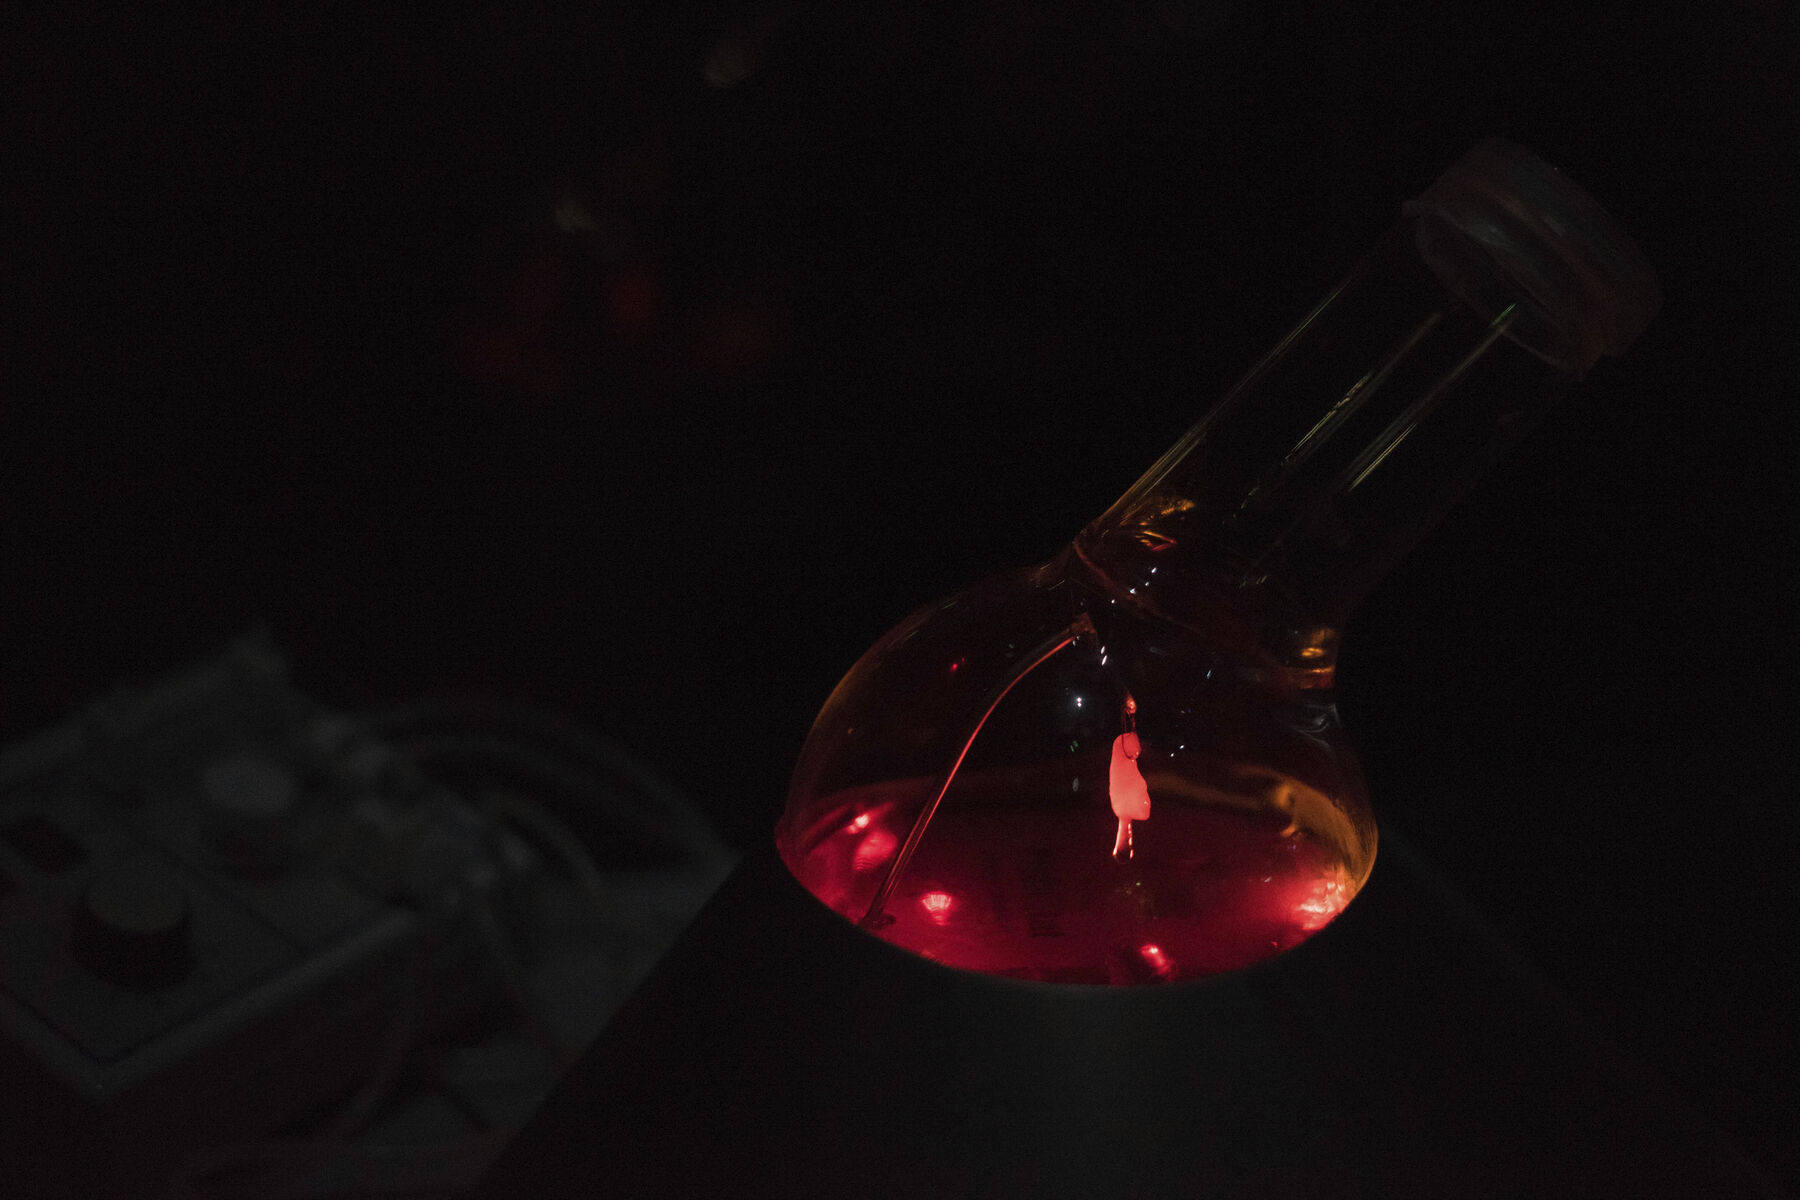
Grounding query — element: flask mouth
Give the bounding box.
[1405,138,1662,375]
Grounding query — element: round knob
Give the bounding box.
[201,752,301,876]
[72,857,192,988]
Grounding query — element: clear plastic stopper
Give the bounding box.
[1406,138,1663,374]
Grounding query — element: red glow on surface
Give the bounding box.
[1295,875,1350,931]
[852,827,898,872]
[603,260,661,340]
[782,781,1362,985]
[920,891,955,924]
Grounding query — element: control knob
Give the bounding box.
[71,856,192,987]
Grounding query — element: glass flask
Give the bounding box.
[777,140,1661,985]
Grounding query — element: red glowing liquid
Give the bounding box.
[783,767,1358,986]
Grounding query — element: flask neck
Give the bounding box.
[1075,217,1581,683]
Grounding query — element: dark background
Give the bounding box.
[5,1,1797,1189]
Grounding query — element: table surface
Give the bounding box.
[469,829,1788,1200]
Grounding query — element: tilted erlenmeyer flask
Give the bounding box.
[777,140,1661,985]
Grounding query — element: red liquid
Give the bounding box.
[783,771,1358,986]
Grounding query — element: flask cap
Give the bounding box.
[1405,138,1662,374]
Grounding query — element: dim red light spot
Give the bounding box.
[693,297,789,382]
[852,828,897,872]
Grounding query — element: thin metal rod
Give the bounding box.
[1341,303,1518,494]
[1094,278,1350,531]
[1242,304,1518,586]
[1247,310,1445,508]
[860,614,1097,928]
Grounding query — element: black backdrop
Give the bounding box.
[5,2,1797,1188]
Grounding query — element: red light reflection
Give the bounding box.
[852,827,897,872]
[1294,874,1350,931]
[782,785,1361,984]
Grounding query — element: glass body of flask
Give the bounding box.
[777,140,1661,985]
